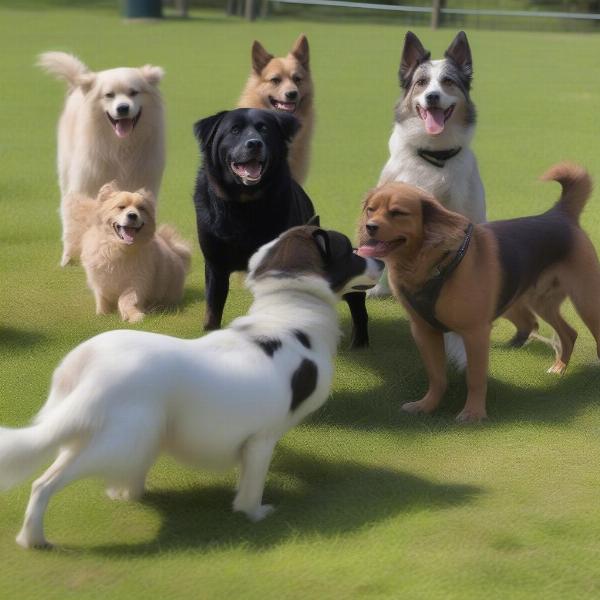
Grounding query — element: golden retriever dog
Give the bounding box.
[70,182,191,322]
[357,163,600,422]
[38,52,166,266]
[238,35,314,184]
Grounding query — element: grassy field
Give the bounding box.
[2,4,600,598]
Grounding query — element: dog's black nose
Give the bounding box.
[366,223,379,235]
[116,104,130,116]
[245,138,263,150]
[127,212,138,221]
[285,90,298,100]
[425,92,440,106]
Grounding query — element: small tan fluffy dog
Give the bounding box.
[358,163,600,422]
[70,182,191,322]
[238,35,314,184]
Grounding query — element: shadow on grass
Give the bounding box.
[89,448,480,555]
[0,326,47,351]
[324,308,600,431]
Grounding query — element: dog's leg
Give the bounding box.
[204,262,229,331]
[503,301,539,348]
[456,326,490,423]
[402,320,447,415]
[118,289,144,323]
[534,303,577,375]
[233,435,277,522]
[94,291,112,315]
[367,267,392,299]
[344,292,369,348]
[16,448,77,549]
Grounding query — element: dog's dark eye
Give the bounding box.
[118,205,126,210]
[366,207,374,214]
[257,123,268,133]
[130,89,139,97]
[442,78,454,87]
[389,209,409,217]
[231,126,241,135]
[293,76,302,84]
[416,78,428,87]
[270,77,281,85]
[105,92,115,99]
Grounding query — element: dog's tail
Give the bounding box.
[158,225,192,271]
[543,162,592,223]
[37,51,89,89]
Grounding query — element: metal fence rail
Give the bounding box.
[268,0,600,21]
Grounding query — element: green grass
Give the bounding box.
[2,5,600,598]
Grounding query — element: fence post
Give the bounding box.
[245,0,256,20]
[431,0,443,29]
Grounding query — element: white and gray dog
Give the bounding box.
[0,223,382,549]
[372,30,486,301]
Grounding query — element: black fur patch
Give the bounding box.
[290,359,318,411]
[293,330,311,349]
[254,337,282,357]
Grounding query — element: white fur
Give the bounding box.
[38,52,166,266]
[0,243,381,549]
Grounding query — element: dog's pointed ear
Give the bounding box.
[193,111,228,153]
[444,31,473,83]
[135,187,155,202]
[98,180,119,202]
[140,64,165,86]
[290,34,309,69]
[306,214,320,227]
[78,72,96,94]
[399,31,430,90]
[312,228,331,262]
[252,40,274,74]
[272,111,301,143]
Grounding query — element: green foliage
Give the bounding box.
[1,6,600,598]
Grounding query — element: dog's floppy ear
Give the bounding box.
[290,34,309,69]
[252,40,274,74]
[98,180,119,202]
[78,72,96,94]
[399,31,430,90]
[140,64,165,86]
[312,228,331,263]
[306,214,320,227]
[421,195,468,248]
[272,111,301,143]
[193,111,228,153]
[444,31,472,84]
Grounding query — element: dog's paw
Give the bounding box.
[124,312,145,324]
[547,360,567,375]
[16,531,52,550]
[455,408,488,423]
[366,283,392,299]
[60,254,72,267]
[401,400,436,415]
[106,486,143,502]
[235,504,275,522]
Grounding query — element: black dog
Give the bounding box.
[192,108,370,346]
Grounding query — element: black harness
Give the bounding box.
[417,147,462,169]
[400,224,474,332]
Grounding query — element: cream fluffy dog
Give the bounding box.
[71,182,191,322]
[38,52,166,266]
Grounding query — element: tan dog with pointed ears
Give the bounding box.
[358,163,600,422]
[238,35,314,184]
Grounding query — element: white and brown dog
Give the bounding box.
[0,224,382,549]
[38,52,166,266]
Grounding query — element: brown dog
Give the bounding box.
[357,163,600,422]
[238,35,314,184]
[74,182,191,322]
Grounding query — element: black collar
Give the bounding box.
[401,223,474,331]
[417,147,462,169]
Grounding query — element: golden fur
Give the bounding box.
[358,163,600,422]
[238,35,314,184]
[69,182,191,322]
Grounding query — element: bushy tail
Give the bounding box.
[37,51,89,89]
[0,424,61,491]
[158,225,192,272]
[542,162,592,223]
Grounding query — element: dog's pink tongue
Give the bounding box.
[122,227,137,244]
[357,243,387,259]
[115,119,133,138]
[424,108,445,135]
[241,160,262,178]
